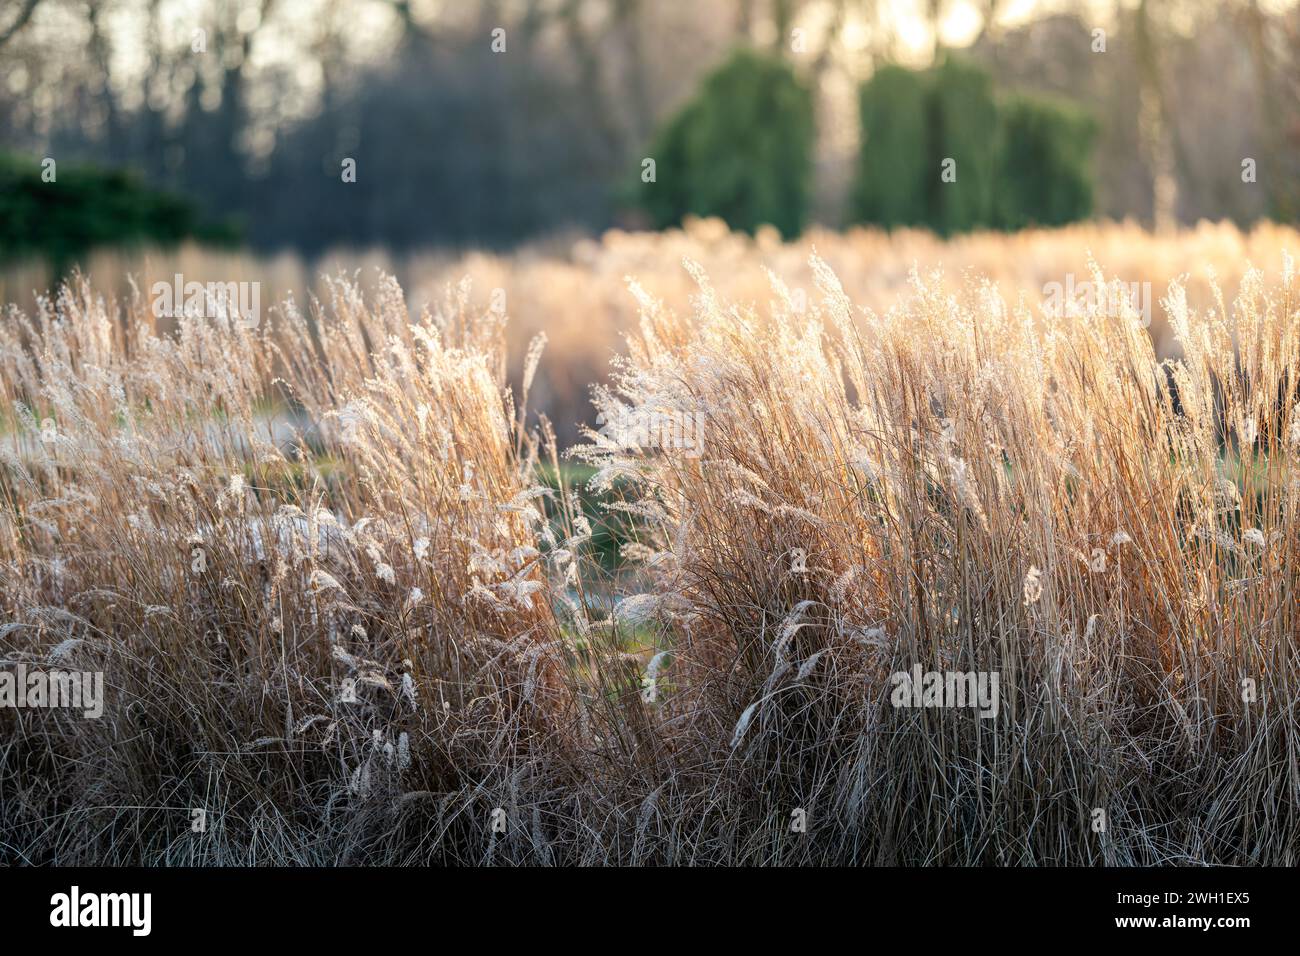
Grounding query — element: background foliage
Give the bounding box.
[850,57,1096,235]
[0,152,236,278]
[637,49,814,238]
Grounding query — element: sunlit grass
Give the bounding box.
[3,225,1299,865]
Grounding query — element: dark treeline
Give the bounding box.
[1,0,1298,260]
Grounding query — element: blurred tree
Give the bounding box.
[928,55,999,234]
[260,18,612,252]
[1243,0,1298,221]
[636,48,814,237]
[0,0,1280,248]
[0,152,237,279]
[1133,0,1202,232]
[993,94,1096,229]
[850,58,1095,234]
[925,0,951,62]
[772,0,795,48]
[849,64,929,228]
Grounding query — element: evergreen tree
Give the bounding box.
[0,153,235,279]
[637,49,814,238]
[849,64,929,229]
[994,94,1097,229]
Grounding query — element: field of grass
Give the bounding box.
[2,221,1299,865]
[3,216,1296,444]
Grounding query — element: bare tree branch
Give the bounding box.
[386,0,441,47]
[0,0,41,49]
